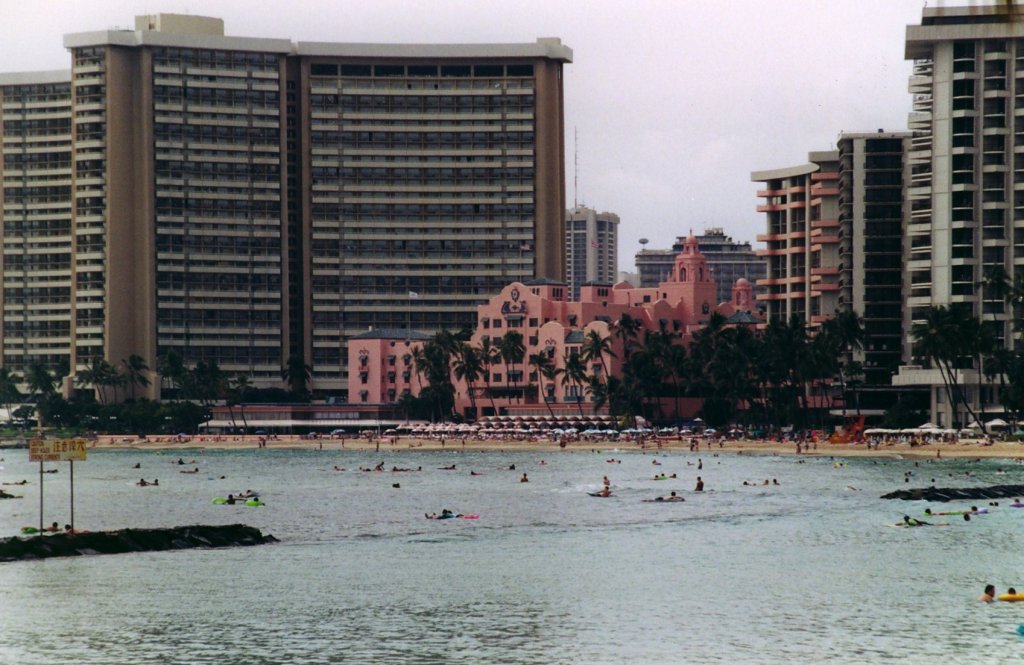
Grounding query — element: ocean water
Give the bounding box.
[1,446,1023,664]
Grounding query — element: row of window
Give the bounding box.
[152,48,280,71]
[311,63,534,78]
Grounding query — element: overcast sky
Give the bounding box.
[1,0,930,271]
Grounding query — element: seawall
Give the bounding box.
[0,524,277,562]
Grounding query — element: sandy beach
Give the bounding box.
[83,432,1024,460]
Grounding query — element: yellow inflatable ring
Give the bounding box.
[997,593,1024,602]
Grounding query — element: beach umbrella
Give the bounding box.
[987,418,1009,429]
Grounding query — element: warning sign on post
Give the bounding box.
[29,439,87,462]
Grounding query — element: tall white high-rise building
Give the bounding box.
[565,205,618,300]
[894,4,1024,426]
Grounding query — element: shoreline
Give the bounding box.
[82,434,1024,460]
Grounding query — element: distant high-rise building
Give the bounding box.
[893,4,1023,426]
[837,132,911,390]
[752,152,841,325]
[564,205,618,299]
[635,228,766,307]
[0,14,571,397]
[0,71,73,375]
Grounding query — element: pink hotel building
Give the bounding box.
[347,235,760,419]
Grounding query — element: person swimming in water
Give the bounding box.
[695,477,704,492]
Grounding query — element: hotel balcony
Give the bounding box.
[756,230,807,243]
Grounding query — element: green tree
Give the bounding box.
[25,361,58,400]
[528,351,560,419]
[581,329,616,386]
[158,350,187,396]
[561,348,588,417]
[611,313,641,361]
[281,355,312,400]
[77,358,118,405]
[498,331,525,403]
[911,304,983,431]
[477,338,500,416]
[121,354,151,401]
[452,343,483,420]
[0,368,22,423]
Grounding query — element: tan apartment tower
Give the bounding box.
[751,151,841,325]
[0,14,571,398]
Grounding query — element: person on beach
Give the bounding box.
[980,584,996,602]
[695,477,704,492]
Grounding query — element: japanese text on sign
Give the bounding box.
[29,438,87,462]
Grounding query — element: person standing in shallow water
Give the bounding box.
[979,584,996,602]
[695,476,704,492]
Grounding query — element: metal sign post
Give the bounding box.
[29,438,86,535]
[38,459,43,536]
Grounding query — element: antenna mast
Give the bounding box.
[573,126,579,208]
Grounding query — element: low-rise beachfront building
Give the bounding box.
[348,234,760,420]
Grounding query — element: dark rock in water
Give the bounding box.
[881,484,1024,502]
[0,524,277,563]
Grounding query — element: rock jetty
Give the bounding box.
[881,485,1024,502]
[0,524,277,562]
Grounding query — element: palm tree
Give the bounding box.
[0,368,22,423]
[190,361,228,408]
[497,331,525,403]
[281,355,312,401]
[477,338,500,416]
[158,350,187,396]
[121,354,151,401]
[611,313,641,361]
[528,352,560,419]
[411,346,428,392]
[25,361,58,399]
[581,329,616,386]
[77,358,118,405]
[230,375,253,432]
[452,343,483,420]
[912,304,983,431]
[562,348,588,416]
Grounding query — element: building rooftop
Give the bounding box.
[0,70,70,86]
[349,328,431,341]
[62,15,572,61]
[524,277,566,286]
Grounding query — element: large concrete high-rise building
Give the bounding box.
[894,4,1023,426]
[564,205,618,299]
[634,228,765,307]
[0,72,74,375]
[0,14,571,397]
[751,151,841,325]
[837,131,914,412]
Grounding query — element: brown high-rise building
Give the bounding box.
[0,14,570,398]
